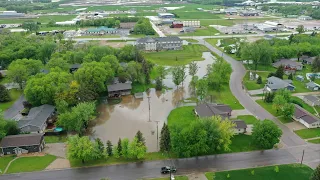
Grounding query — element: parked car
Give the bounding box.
[161,166,177,174]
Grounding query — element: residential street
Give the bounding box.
[198,39,307,148]
[2,144,319,180]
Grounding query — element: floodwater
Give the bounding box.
[88,52,216,152]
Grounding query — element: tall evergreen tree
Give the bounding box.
[275,65,284,79]
[106,140,113,156]
[160,123,171,152]
[310,164,320,180]
[117,138,122,156]
[135,131,146,146]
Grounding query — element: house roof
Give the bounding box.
[70,64,81,69]
[304,95,320,103]
[86,26,117,33]
[306,81,319,88]
[0,133,44,148]
[273,59,302,68]
[107,83,132,92]
[233,120,247,129]
[267,76,295,90]
[195,103,232,119]
[136,36,182,44]
[40,69,49,74]
[18,104,55,130]
[301,56,315,63]
[294,104,320,124]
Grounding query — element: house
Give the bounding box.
[303,95,320,106]
[171,21,183,28]
[293,104,320,128]
[107,83,132,97]
[0,70,7,77]
[0,134,45,156]
[158,13,175,18]
[301,56,316,65]
[296,75,304,82]
[70,64,81,73]
[18,104,55,133]
[224,8,238,15]
[272,59,303,71]
[265,76,295,92]
[233,120,247,134]
[298,16,312,20]
[306,81,320,91]
[136,36,183,51]
[84,26,118,35]
[119,22,136,29]
[194,103,232,119]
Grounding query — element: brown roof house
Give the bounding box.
[0,134,45,155]
[107,83,132,98]
[273,59,303,75]
[293,104,320,128]
[194,103,232,119]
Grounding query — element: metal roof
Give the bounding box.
[107,83,132,92]
[233,120,247,129]
[195,103,232,119]
[267,76,295,90]
[0,134,44,148]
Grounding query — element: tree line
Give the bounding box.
[78,17,140,28]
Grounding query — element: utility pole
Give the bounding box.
[155,120,159,151]
[300,149,305,165]
[147,96,151,122]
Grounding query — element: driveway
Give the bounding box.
[4,95,25,120]
[199,39,306,147]
[44,143,67,158]
[248,88,264,95]
[285,121,307,131]
[231,109,252,118]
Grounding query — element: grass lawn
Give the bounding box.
[209,84,244,110]
[244,64,276,71]
[234,115,259,124]
[308,138,320,144]
[175,11,221,19]
[38,26,78,31]
[145,176,188,180]
[294,128,320,139]
[226,134,261,153]
[167,106,197,127]
[200,19,235,27]
[131,82,155,94]
[256,99,278,117]
[0,15,77,24]
[185,39,198,43]
[70,152,174,167]
[204,38,242,61]
[180,27,220,36]
[128,34,159,38]
[0,89,23,111]
[144,44,209,66]
[6,154,56,174]
[44,135,68,143]
[291,96,316,115]
[243,71,269,90]
[0,156,15,174]
[205,164,313,180]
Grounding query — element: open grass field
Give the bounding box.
[75,35,121,38]
[180,27,219,36]
[38,26,78,31]
[6,155,56,174]
[205,164,313,180]
[144,44,209,66]
[294,128,320,139]
[209,84,244,110]
[226,134,261,153]
[234,115,259,125]
[0,156,15,174]
[308,138,320,144]
[174,11,221,19]
[131,82,155,94]
[256,100,278,117]
[144,176,188,180]
[243,71,269,90]
[0,89,23,111]
[128,34,159,38]
[167,106,197,127]
[44,135,68,143]
[0,15,77,24]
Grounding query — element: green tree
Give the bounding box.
[207,57,232,91]
[46,57,69,71]
[310,164,320,180]
[135,130,146,146]
[95,138,105,158]
[264,92,275,103]
[38,42,57,64]
[4,120,20,135]
[189,61,198,77]
[196,78,208,101]
[128,137,147,160]
[115,20,121,27]
[155,65,167,80]
[67,135,99,164]
[275,65,284,79]
[101,55,120,74]
[252,120,282,149]
[296,25,305,34]
[0,84,10,102]
[55,99,69,114]
[179,65,187,86]
[117,138,122,156]
[172,66,182,87]
[121,138,130,159]
[127,61,142,82]
[75,61,114,93]
[113,145,120,158]
[106,140,113,156]
[22,21,39,32]
[312,56,320,73]
[288,73,293,80]
[57,102,95,134]
[272,95,287,114]
[276,89,291,102]
[256,76,262,84]
[274,166,279,173]
[282,103,295,121]
[160,123,170,152]
[155,78,162,91]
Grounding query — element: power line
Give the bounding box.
[147,96,151,122]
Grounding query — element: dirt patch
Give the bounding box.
[18,152,46,157]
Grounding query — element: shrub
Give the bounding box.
[268,72,276,78]
[291,99,304,107]
[288,73,293,80]
[256,76,262,84]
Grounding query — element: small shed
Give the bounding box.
[296,75,304,82]
[107,83,132,97]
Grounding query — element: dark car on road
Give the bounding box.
[161,166,177,174]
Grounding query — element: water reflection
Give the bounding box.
[88,52,216,152]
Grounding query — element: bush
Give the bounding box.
[264,92,275,103]
[288,73,293,80]
[0,84,11,102]
[268,72,276,78]
[291,99,304,107]
[256,76,262,84]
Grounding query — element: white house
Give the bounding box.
[233,120,247,134]
[293,104,320,128]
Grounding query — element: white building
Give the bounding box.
[293,104,320,128]
[183,21,200,28]
[298,16,313,20]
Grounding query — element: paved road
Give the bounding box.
[198,39,306,147]
[2,145,319,180]
[4,95,25,120]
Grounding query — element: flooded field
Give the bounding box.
[88,52,216,152]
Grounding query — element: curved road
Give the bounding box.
[198,39,306,147]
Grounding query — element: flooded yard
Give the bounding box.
[88,52,216,152]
